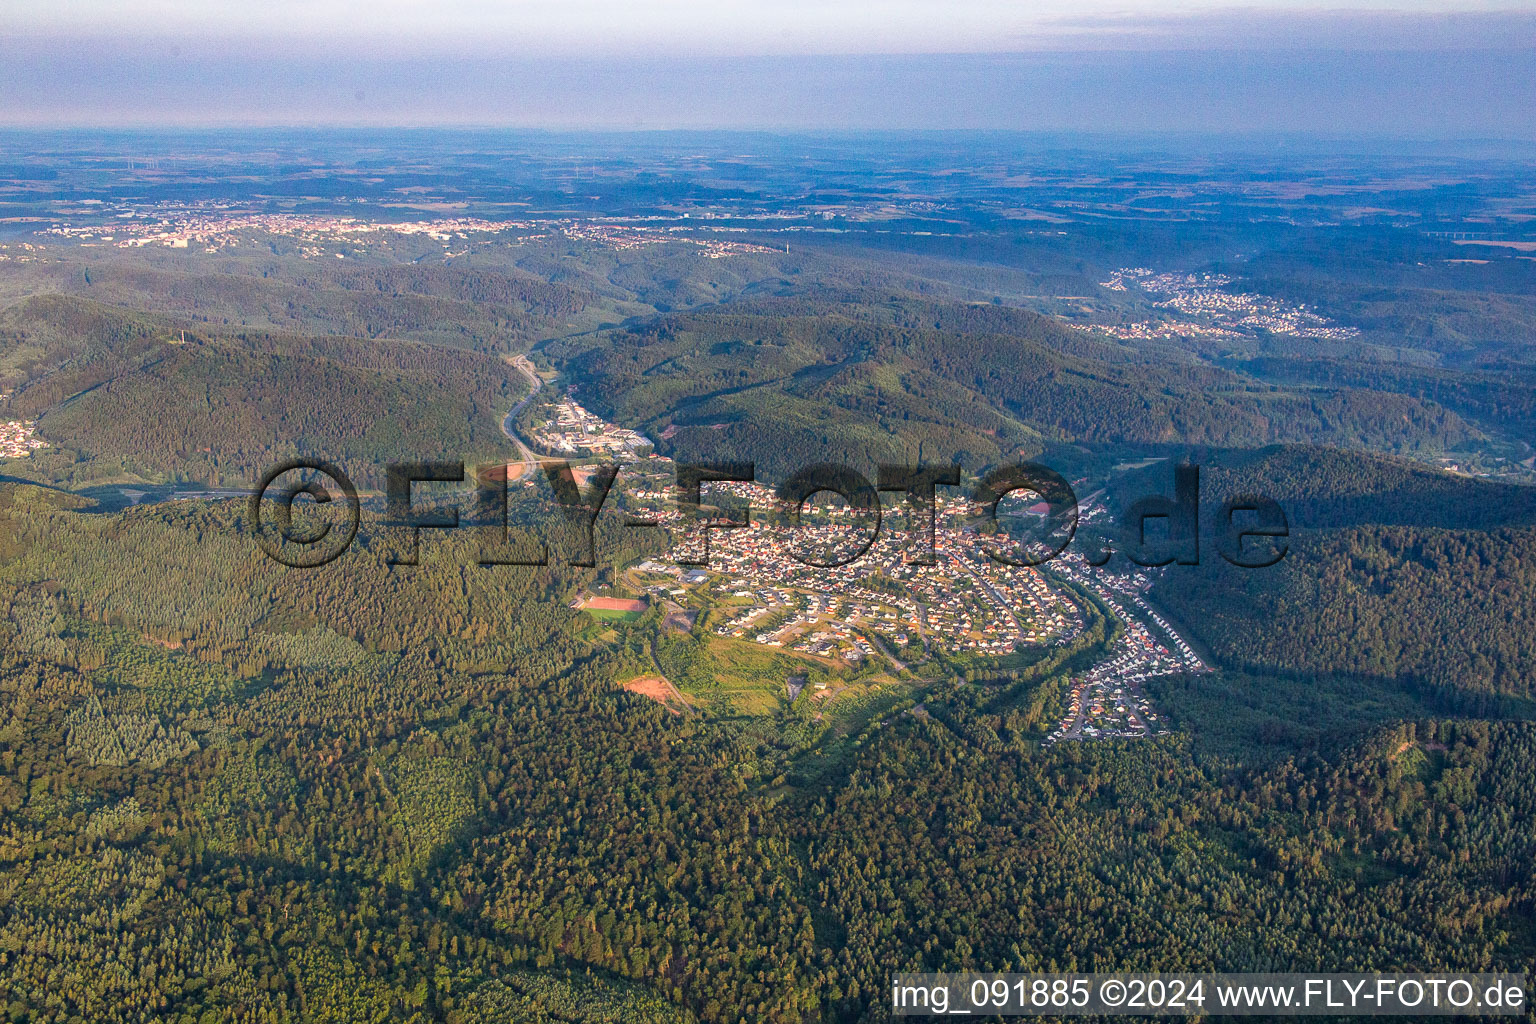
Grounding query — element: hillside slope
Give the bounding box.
[0,294,521,485]
[546,303,1475,479]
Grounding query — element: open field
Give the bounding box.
[585,606,644,622]
[1453,239,1536,251]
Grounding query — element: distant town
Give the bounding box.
[1081,267,1360,341]
[41,208,790,261]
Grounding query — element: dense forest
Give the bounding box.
[1159,523,1536,702]
[1102,446,1536,702]
[1113,444,1536,532]
[5,258,600,354]
[0,295,521,486]
[1093,446,1536,707]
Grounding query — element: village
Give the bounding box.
[0,419,48,458]
[556,447,1213,743]
[610,479,1089,669]
[526,389,655,458]
[42,206,789,260]
[1043,553,1210,746]
[1089,267,1360,341]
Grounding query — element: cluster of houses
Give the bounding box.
[704,587,884,663]
[0,420,47,458]
[1043,557,1209,746]
[1139,268,1360,340]
[530,394,653,457]
[559,222,783,258]
[1082,266,1359,341]
[615,454,1212,740]
[619,491,1085,666]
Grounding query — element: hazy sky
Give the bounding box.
[2,2,1533,131]
[7,0,1533,54]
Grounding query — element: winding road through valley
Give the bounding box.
[501,354,544,481]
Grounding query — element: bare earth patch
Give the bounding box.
[662,605,698,634]
[585,596,648,613]
[622,675,690,714]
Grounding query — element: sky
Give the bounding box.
[1,1,1534,133]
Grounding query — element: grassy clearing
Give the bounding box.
[584,607,644,623]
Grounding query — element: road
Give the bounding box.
[864,631,907,673]
[500,354,544,480]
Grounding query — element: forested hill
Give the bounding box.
[8,258,600,353]
[0,294,520,486]
[3,135,1536,1024]
[705,291,1145,363]
[545,302,1475,480]
[1115,444,1536,532]
[1235,356,1536,440]
[1129,445,1536,702]
[1159,524,1536,702]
